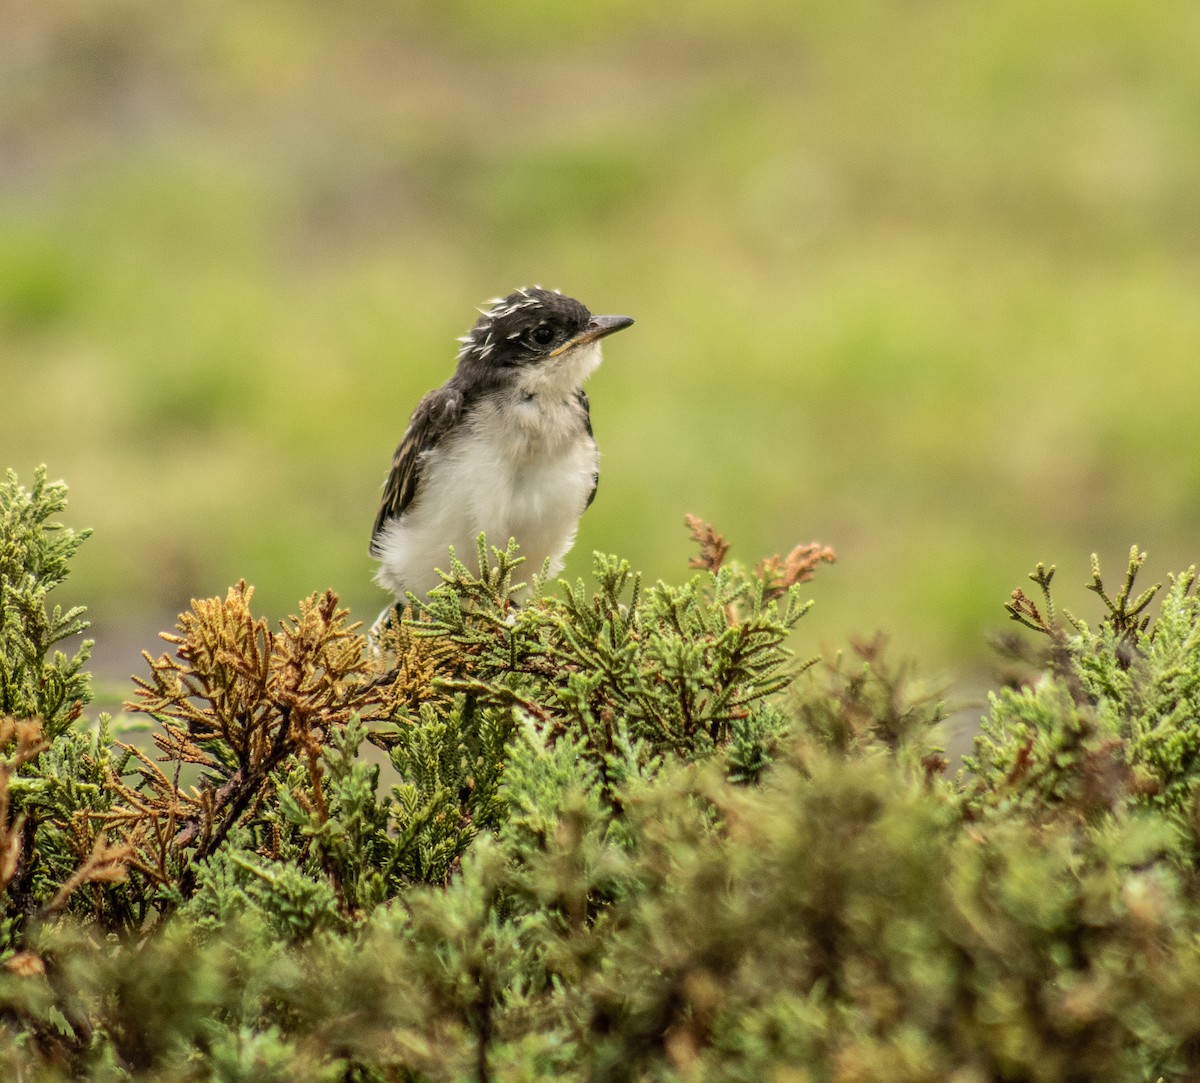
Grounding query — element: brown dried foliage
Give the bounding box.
[110,581,410,898]
[44,834,130,915]
[0,718,49,897]
[755,542,837,602]
[686,514,731,574]
[687,513,836,607]
[686,514,836,601]
[367,606,463,721]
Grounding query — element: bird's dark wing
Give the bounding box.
[370,385,465,555]
[577,388,599,509]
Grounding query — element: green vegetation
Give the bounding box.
[3,3,1200,682]
[4,8,1200,1073]
[6,469,1200,1080]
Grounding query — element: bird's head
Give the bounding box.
[455,287,633,393]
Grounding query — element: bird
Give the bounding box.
[369,286,634,610]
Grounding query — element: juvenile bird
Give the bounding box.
[370,287,634,606]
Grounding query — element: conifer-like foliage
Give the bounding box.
[7,469,1200,1081]
[113,582,382,905]
[0,469,127,947]
[0,467,91,730]
[972,545,1200,816]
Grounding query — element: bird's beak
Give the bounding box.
[549,314,635,357]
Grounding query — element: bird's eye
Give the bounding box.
[530,325,556,346]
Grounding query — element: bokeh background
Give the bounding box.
[3,1,1199,705]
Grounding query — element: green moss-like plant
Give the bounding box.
[8,470,1200,1082]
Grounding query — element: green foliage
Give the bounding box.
[13,472,1200,1080]
[970,546,1200,817]
[0,469,127,946]
[0,466,91,732]
[403,535,813,790]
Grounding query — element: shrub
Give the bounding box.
[4,467,1200,1082]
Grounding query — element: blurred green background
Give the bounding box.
[3,0,1199,698]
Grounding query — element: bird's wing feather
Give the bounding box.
[577,388,599,509]
[370,385,466,554]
